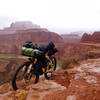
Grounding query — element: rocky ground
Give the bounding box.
[0,58,100,100]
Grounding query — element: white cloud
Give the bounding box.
[0,0,100,32]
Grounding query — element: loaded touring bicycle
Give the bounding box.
[12,41,58,90]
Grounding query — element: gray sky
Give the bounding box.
[0,0,100,34]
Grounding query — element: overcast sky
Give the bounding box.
[0,0,100,34]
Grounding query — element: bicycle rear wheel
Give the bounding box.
[44,56,57,80]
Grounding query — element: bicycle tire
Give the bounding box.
[44,56,57,80]
[12,61,36,90]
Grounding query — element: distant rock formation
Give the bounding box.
[61,34,81,43]
[81,31,100,43]
[0,24,64,54]
[10,21,40,29]
[80,33,91,42]
[0,21,48,34]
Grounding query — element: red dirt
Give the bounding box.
[0,58,100,100]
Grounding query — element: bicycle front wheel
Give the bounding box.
[12,61,36,90]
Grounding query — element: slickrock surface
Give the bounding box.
[0,58,100,100]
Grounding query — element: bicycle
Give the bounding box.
[12,55,57,90]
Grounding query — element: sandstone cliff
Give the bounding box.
[0,29,64,54]
[61,34,81,43]
[81,31,100,43]
[0,21,64,54]
[0,21,41,34]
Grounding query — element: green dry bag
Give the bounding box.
[21,47,39,57]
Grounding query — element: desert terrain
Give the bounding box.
[0,22,100,100]
[0,57,100,100]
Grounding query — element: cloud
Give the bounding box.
[0,0,100,33]
[0,15,18,29]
